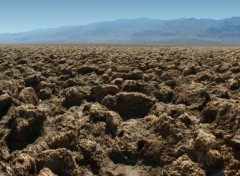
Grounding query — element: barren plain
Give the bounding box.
[0,45,240,176]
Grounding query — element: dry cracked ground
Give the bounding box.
[0,45,240,176]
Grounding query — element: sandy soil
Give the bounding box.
[0,45,240,176]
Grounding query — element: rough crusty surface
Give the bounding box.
[0,45,240,175]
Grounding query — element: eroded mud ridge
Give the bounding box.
[0,45,240,175]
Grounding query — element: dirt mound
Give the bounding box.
[0,45,240,175]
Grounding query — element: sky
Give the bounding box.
[0,0,240,33]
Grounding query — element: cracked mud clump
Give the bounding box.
[0,45,240,175]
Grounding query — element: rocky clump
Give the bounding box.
[61,86,87,108]
[173,82,210,110]
[9,153,36,176]
[201,98,240,134]
[84,103,122,137]
[6,105,46,152]
[102,92,156,119]
[18,87,38,105]
[166,155,205,176]
[90,84,119,101]
[36,149,82,176]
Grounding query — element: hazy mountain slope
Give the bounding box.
[0,17,240,44]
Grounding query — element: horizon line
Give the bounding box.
[1,16,239,34]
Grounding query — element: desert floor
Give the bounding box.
[0,45,240,175]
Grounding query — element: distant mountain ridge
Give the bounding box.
[1,17,240,45]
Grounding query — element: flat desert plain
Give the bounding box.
[0,45,240,175]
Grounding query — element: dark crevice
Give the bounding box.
[105,124,116,138]
[202,109,218,123]
[109,152,137,166]
[137,140,146,152]
[118,130,124,137]
[0,106,10,119]
[6,128,44,153]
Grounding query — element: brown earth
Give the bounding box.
[0,45,240,176]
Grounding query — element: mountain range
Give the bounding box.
[1,17,240,45]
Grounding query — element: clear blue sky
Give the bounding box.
[0,0,240,33]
